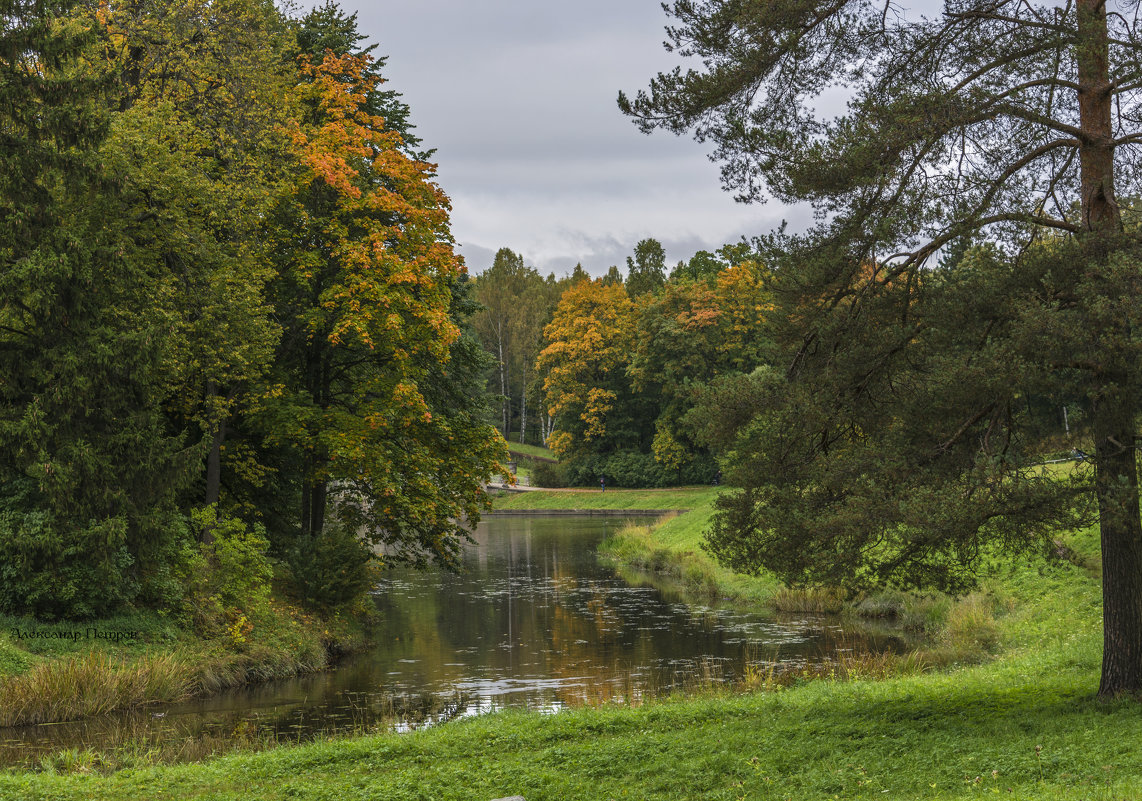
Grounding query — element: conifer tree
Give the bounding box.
[0,0,188,617]
[623,0,1142,696]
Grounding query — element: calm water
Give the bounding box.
[1,515,904,766]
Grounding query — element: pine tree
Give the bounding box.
[623,1,1142,696]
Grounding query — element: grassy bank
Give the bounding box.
[489,485,717,511]
[0,601,366,728]
[559,487,791,606]
[591,489,1057,669]
[596,495,783,605]
[1,521,1135,799]
[505,441,557,462]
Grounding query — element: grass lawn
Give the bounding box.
[501,439,557,462]
[489,486,718,511]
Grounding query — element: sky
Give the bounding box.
[350,0,802,278]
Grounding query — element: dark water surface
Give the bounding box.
[1,515,904,766]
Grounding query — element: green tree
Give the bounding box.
[472,248,528,439]
[101,0,291,525]
[0,0,190,617]
[631,261,772,472]
[623,1,1142,696]
[625,238,666,297]
[601,265,624,287]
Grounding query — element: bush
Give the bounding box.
[566,451,666,488]
[285,521,374,611]
[0,510,138,620]
[562,450,719,489]
[181,507,273,637]
[529,459,569,488]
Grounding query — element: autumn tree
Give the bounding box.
[250,43,503,568]
[295,1,427,159]
[623,1,1142,696]
[537,279,650,463]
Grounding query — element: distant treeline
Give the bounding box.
[471,242,773,487]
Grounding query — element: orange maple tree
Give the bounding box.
[254,51,504,566]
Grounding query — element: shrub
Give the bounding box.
[285,521,374,611]
[181,507,273,636]
[529,459,569,488]
[0,510,137,620]
[566,451,667,488]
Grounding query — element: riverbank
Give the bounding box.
[0,601,369,729]
[490,487,782,604]
[2,517,1135,799]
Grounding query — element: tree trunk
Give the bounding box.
[1092,374,1142,697]
[519,363,527,444]
[302,340,331,539]
[498,327,510,439]
[1077,0,1142,697]
[201,380,229,545]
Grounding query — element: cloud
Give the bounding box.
[349,0,796,276]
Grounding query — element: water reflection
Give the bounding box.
[1,516,904,767]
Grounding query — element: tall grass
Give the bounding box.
[771,586,845,613]
[0,652,191,727]
[0,601,337,729]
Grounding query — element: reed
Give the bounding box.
[0,640,332,729]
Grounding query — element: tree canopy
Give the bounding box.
[0,0,505,619]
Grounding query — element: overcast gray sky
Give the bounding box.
[350,1,799,277]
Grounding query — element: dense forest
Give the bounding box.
[0,0,505,621]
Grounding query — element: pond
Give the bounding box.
[1,515,906,767]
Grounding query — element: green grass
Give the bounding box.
[585,489,784,605]
[508,443,556,461]
[496,434,557,462]
[489,486,717,511]
[3,499,1134,800]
